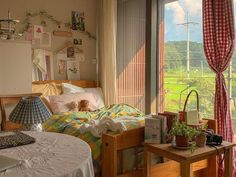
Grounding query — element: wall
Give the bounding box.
[0,40,32,94]
[0,0,97,81]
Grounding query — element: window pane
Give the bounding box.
[164,0,215,118]
[116,0,146,112]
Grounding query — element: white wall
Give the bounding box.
[0,0,97,81]
[0,41,32,94]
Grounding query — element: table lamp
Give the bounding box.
[9,96,52,132]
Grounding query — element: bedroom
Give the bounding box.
[0,0,235,177]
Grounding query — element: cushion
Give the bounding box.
[62,83,85,94]
[48,93,98,113]
[84,88,105,108]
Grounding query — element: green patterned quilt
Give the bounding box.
[43,104,145,174]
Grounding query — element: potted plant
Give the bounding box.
[169,120,198,148]
[194,124,207,147]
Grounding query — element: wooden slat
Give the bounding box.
[116,127,144,150]
[32,80,99,88]
[102,133,118,177]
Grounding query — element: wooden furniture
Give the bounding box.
[20,80,218,177]
[0,93,42,131]
[102,119,217,177]
[32,80,99,88]
[144,141,235,177]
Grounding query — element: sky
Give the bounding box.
[165,0,236,42]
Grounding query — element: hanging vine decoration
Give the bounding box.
[20,10,96,40]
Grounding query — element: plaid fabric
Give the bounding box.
[43,103,145,175]
[9,96,52,124]
[203,0,235,176]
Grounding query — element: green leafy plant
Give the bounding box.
[169,119,199,152]
[169,120,197,139]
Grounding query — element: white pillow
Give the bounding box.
[62,83,85,94]
[84,88,105,109]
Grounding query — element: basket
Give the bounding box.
[179,90,200,126]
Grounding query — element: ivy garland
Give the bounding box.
[20,10,96,40]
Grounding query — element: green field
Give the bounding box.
[163,69,235,119]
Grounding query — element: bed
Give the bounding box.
[0,80,217,177]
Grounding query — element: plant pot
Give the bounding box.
[195,133,206,147]
[175,135,189,147]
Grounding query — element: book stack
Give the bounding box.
[145,115,167,144]
[145,112,178,144]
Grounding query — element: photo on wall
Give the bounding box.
[67,60,80,80]
[71,11,85,31]
[58,60,67,75]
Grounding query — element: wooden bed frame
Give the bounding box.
[0,80,217,177]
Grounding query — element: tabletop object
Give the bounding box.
[9,96,51,131]
[144,141,235,177]
[0,131,94,177]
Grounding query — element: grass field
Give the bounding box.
[163,69,236,119]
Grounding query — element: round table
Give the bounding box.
[0,131,94,177]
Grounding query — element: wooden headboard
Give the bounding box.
[32,80,99,88]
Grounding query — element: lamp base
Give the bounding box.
[22,124,43,132]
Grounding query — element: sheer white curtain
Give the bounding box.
[98,0,117,105]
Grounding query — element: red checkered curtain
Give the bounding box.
[203,0,235,176]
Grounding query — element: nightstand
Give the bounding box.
[144,141,234,177]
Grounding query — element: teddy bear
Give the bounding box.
[78,99,92,112]
[68,101,78,112]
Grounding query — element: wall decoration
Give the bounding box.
[53,30,72,37]
[71,11,85,31]
[32,49,54,81]
[73,38,82,45]
[21,10,96,40]
[67,46,75,59]
[0,9,20,40]
[58,60,67,75]
[33,25,43,38]
[67,60,80,80]
[56,41,83,60]
[40,32,51,47]
[25,26,33,41]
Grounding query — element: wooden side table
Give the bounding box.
[144,141,235,177]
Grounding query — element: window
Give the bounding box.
[116,0,146,112]
[163,0,236,134]
[163,0,214,117]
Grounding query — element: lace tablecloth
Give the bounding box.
[0,131,94,177]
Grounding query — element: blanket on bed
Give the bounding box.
[43,104,145,174]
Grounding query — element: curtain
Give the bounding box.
[202,0,235,176]
[98,0,117,105]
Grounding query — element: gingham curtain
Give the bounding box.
[202,0,235,176]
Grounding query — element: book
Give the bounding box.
[0,131,35,149]
[158,111,178,133]
[144,115,168,144]
[145,116,161,144]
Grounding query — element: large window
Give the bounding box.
[163,0,236,132]
[164,0,215,118]
[116,0,146,112]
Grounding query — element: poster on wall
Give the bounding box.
[67,46,75,59]
[58,60,67,75]
[67,60,80,80]
[71,11,85,31]
[40,32,52,47]
[34,25,43,38]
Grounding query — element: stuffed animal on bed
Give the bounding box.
[78,100,92,112]
[68,101,78,112]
